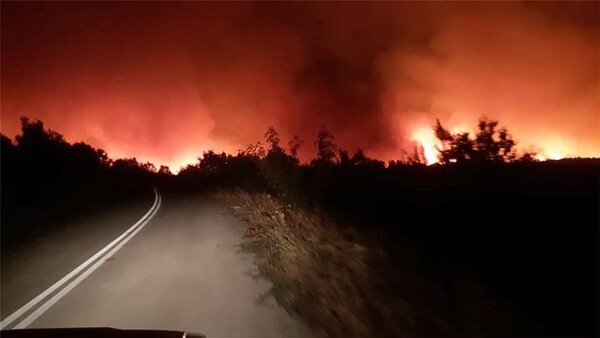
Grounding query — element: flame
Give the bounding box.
[172,153,202,172]
[411,124,582,163]
[534,137,572,161]
[410,123,474,165]
[410,128,439,165]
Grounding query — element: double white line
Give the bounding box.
[1,188,162,330]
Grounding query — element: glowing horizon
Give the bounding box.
[2,2,598,168]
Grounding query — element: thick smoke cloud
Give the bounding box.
[2,2,598,168]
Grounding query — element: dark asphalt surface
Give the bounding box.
[1,191,311,337]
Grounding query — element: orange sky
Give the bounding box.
[2,2,598,169]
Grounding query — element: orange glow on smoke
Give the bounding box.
[1,2,598,167]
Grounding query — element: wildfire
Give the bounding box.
[410,128,439,165]
[410,125,577,164]
[534,138,571,161]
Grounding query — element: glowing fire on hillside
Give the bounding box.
[410,123,578,165]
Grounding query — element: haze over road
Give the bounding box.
[1,189,311,337]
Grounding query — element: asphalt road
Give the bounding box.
[1,189,311,337]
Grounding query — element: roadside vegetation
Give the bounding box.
[1,118,153,247]
[219,190,524,336]
[2,116,598,336]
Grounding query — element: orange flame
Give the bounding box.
[410,125,580,163]
[410,128,439,165]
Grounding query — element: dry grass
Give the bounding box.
[215,189,452,336]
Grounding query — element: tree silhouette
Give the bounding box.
[473,118,516,162]
[434,117,517,163]
[158,165,172,175]
[435,120,474,163]
[16,117,66,148]
[1,134,16,162]
[288,134,303,158]
[264,126,282,152]
[112,158,143,171]
[339,150,351,166]
[199,150,229,173]
[339,148,386,169]
[16,117,69,171]
[408,143,427,165]
[313,125,337,165]
[141,162,157,173]
[260,126,301,193]
[350,149,368,165]
[70,142,112,171]
[241,142,266,159]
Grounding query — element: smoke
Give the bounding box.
[380,2,599,159]
[1,2,598,168]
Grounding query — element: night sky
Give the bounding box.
[2,2,598,168]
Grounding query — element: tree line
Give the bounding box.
[1,115,535,185]
[0,115,543,210]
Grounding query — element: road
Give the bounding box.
[1,189,312,337]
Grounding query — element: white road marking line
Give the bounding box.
[0,188,161,329]
[14,191,162,329]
